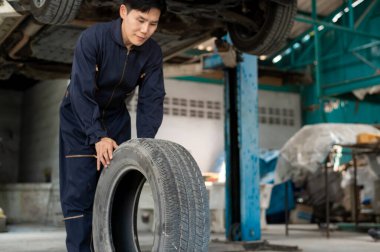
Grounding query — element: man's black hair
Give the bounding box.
[123,0,167,14]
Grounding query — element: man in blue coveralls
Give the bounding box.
[59,0,166,251]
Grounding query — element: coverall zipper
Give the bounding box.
[101,49,131,130]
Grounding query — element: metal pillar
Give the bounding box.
[224,67,241,241]
[224,53,261,241]
[312,0,321,100]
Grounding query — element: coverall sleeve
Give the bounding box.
[136,46,166,138]
[69,28,107,145]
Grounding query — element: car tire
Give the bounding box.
[30,0,82,24]
[228,0,297,55]
[92,138,210,252]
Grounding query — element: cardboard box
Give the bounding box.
[356,133,380,144]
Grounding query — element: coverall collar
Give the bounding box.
[112,18,144,51]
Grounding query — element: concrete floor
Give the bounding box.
[0,224,378,252]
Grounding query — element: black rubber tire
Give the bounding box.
[30,0,82,24]
[228,0,297,55]
[92,139,210,252]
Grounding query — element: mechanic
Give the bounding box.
[59,0,166,251]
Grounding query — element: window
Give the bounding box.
[198,110,204,118]
[207,101,213,109]
[282,108,287,116]
[214,102,221,110]
[162,97,223,120]
[198,100,204,108]
[207,111,213,119]
[172,98,179,105]
[190,100,197,107]
[180,99,187,107]
[164,97,170,105]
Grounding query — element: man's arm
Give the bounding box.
[136,45,166,138]
[69,28,117,170]
[70,28,107,144]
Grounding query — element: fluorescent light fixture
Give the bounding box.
[272,55,282,63]
[332,11,343,23]
[352,0,364,8]
[318,25,324,31]
[331,1,364,24]
[284,48,291,55]
[259,55,267,60]
[293,42,301,49]
[302,34,310,43]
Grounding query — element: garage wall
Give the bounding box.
[16,78,223,183]
[0,90,23,183]
[258,90,301,150]
[131,79,225,173]
[130,82,301,171]
[19,80,68,183]
[15,79,301,182]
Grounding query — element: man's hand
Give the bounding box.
[95,137,118,171]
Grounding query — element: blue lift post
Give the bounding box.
[223,53,261,241]
[237,54,261,241]
[203,44,261,241]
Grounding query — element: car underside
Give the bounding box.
[0,0,297,81]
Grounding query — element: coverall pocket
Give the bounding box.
[61,155,99,213]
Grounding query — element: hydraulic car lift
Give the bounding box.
[204,41,261,241]
[203,39,300,252]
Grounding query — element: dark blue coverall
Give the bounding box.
[59,18,165,252]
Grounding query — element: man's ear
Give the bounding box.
[120,4,128,19]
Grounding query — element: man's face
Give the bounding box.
[120,5,161,48]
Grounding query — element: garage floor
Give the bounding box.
[0,224,378,252]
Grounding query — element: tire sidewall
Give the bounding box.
[93,145,165,252]
[229,0,296,55]
[30,0,82,24]
[30,0,50,18]
[229,1,278,51]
